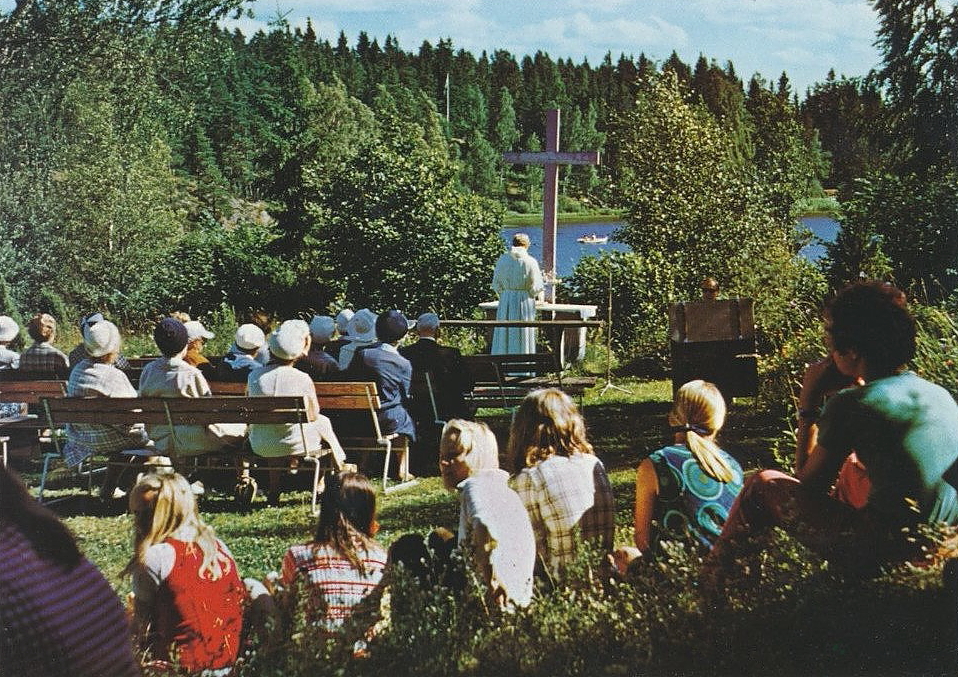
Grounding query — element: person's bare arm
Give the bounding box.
[796,357,856,472]
[633,458,659,553]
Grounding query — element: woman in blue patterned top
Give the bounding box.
[631,380,743,558]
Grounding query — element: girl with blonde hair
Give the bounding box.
[631,380,743,555]
[440,419,535,607]
[127,473,246,674]
[510,389,615,579]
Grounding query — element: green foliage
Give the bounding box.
[143,213,296,320]
[828,172,958,299]
[306,95,504,317]
[911,303,958,399]
[562,250,676,360]
[604,72,828,369]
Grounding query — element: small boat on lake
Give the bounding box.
[577,233,608,244]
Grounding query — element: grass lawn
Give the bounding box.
[10,377,958,675]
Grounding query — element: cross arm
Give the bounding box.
[502,151,601,166]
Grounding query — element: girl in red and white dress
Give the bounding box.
[127,473,247,675]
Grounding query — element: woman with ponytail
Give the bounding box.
[632,380,743,555]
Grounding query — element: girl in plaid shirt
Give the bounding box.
[509,388,615,581]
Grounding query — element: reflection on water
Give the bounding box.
[500,216,841,276]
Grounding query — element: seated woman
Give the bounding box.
[279,471,387,638]
[247,319,348,505]
[440,419,535,608]
[219,323,267,383]
[66,320,150,500]
[617,380,742,571]
[138,318,246,459]
[510,388,615,580]
[19,312,69,376]
[127,473,247,675]
[708,281,958,579]
[0,464,140,676]
[0,315,19,369]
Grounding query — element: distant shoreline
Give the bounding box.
[502,210,624,226]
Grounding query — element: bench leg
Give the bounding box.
[380,439,391,493]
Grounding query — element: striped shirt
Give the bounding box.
[281,542,386,633]
[513,453,615,579]
[63,359,150,466]
[19,342,69,375]
[0,520,140,677]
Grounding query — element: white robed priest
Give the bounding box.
[491,233,544,354]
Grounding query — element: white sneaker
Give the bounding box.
[190,480,205,496]
[111,487,127,500]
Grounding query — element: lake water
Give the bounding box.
[500,216,840,276]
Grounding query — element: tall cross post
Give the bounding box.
[503,109,600,302]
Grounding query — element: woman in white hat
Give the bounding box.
[337,308,378,372]
[247,319,350,506]
[299,315,340,380]
[219,324,267,383]
[0,315,20,370]
[66,320,151,500]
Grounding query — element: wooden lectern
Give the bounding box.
[668,298,759,399]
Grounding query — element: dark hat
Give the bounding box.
[154,317,189,357]
[376,309,409,343]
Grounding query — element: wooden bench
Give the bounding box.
[38,395,333,511]
[0,380,66,471]
[208,380,416,493]
[313,381,415,493]
[461,353,597,409]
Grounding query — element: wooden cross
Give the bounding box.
[503,108,601,302]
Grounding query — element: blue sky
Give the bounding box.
[227,0,882,95]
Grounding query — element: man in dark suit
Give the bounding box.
[358,310,417,480]
[400,313,474,422]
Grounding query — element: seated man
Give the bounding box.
[400,312,474,421]
[356,310,417,480]
[68,312,130,371]
[219,324,267,383]
[65,320,151,500]
[708,281,958,579]
[20,313,69,377]
[138,318,246,459]
[297,315,340,380]
[247,319,348,505]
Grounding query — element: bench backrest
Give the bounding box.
[314,381,383,411]
[462,353,559,382]
[0,368,71,382]
[40,396,311,426]
[0,380,68,404]
[206,381,385,411]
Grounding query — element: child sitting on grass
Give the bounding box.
[278,471,387,639]
[510,388,615,581]
[127,473,247,675]
[615,380,743,574]
[440,419,535,608]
